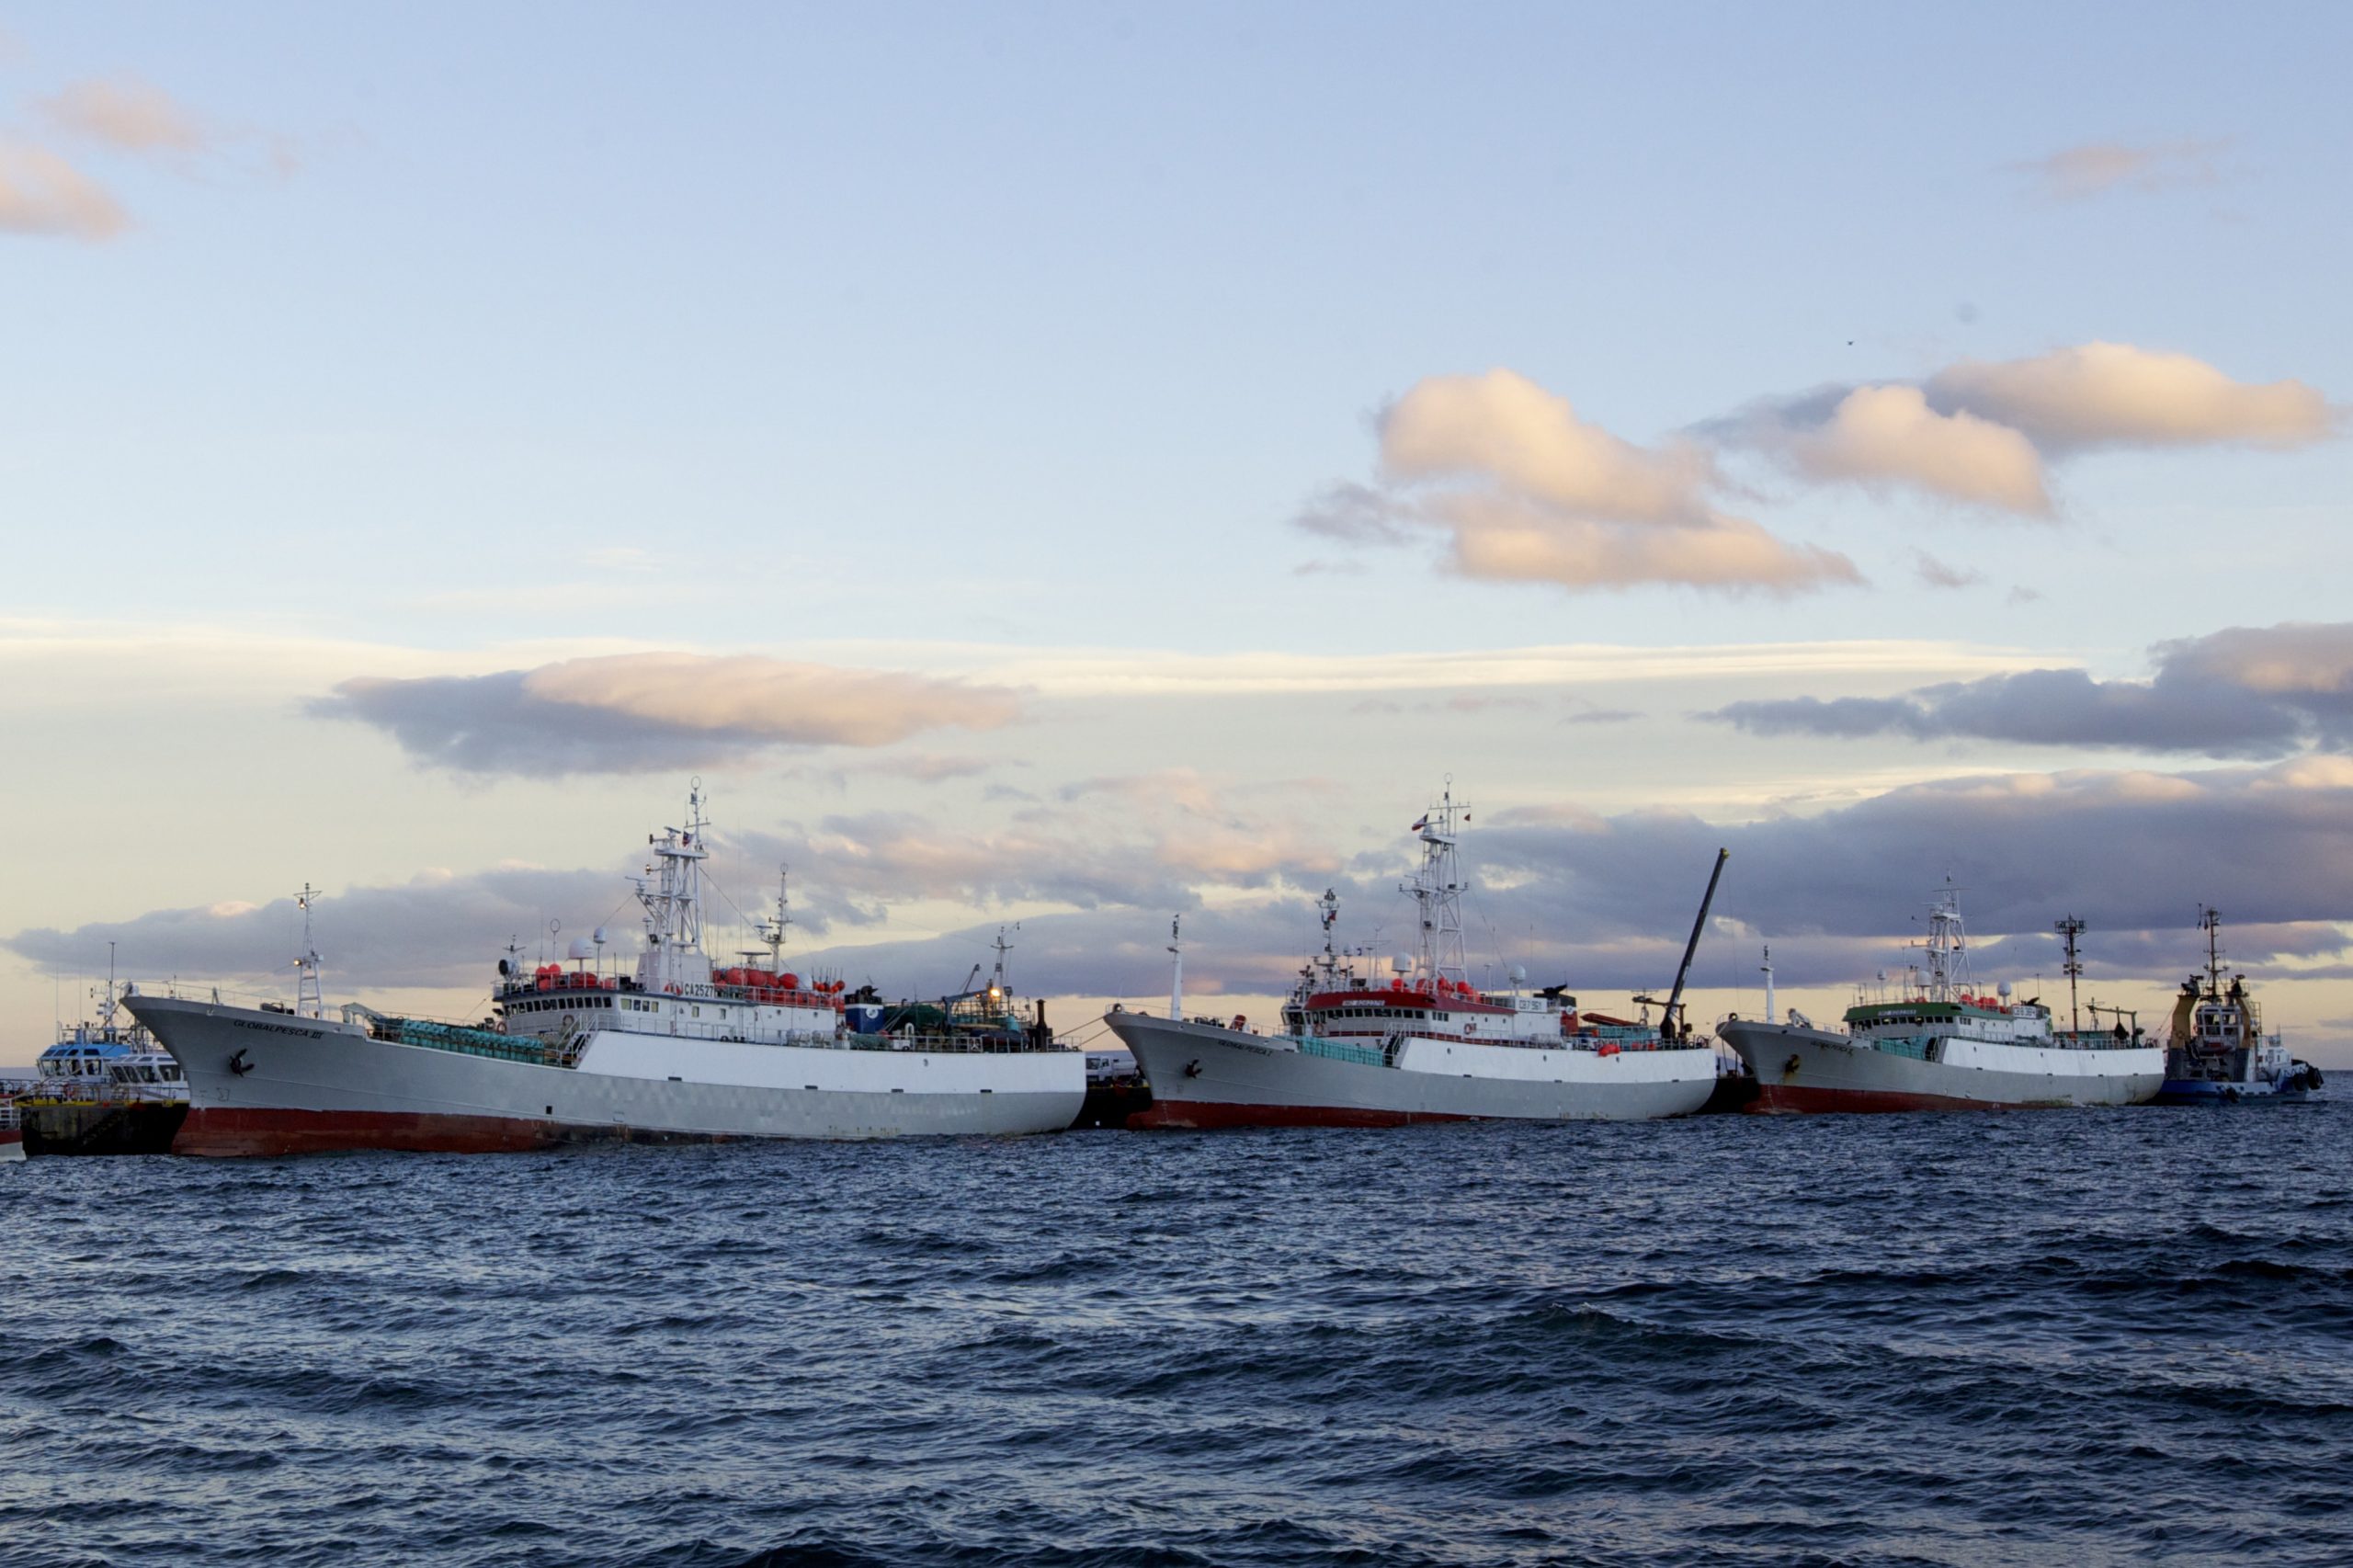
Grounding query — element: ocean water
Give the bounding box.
[3,1107,2348,1568]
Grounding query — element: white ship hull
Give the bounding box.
[129,995,1085,1156]
[1721,1019,2165,1112]
[1109,1013,1716,1127]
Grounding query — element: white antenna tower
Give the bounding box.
[294,883,324,1019]
[761,864,792,970]
[988,923,1019,1000]
[1401,782,1470,987]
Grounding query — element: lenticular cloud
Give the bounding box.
[310,653,1023,777]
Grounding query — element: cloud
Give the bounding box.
[38,76,209,154]
[1784,384,2051,513]
[1427,490,1861,594]
[789,756,2353,1005]
[2009,138,2229,202]
[2165,620,2353,700]
[7,867,622,991]
[1301,369,1861,596]
[1707,620,2353,759]
[22,759,2353,1024]
[0,139,128,240]
[309,653,1024,777]
[1707,343,2335,514]
[1914,553,1984,590]
[1926,342,2334,452]
[1486,759,2353,958]
[1294,480,1415,546]
[1382,369,1719,525]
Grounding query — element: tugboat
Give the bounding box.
[17,955,191,1155]
[1719,894,2165,1111]
[124,785,1085,1156]
[1107,791,1722,1127]
[2153,909,2324,1105]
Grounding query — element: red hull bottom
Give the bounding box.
[170,1108,733,1158]
[1131,1098,1479,1130]
[1745,1084,2048,1114]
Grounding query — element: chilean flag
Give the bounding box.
[1410,814,1429,832]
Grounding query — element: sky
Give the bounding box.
[6,3,2352,1065]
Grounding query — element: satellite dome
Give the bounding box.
[566,936,597,961]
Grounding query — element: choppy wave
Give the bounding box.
[3,1108,2350,1565]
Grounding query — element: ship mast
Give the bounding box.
[2054,915,2086,1033]
[1315,888,1342,987]
[1402,784,1470,989]
[99,940,120,1039]
[295,883,324,1019]
[2200,906,2223,998]
[1166,914,1183,1021]
[987,923,1017,1003]
[1915,881,1973,1003]
[632,779,713,993]
[758,864,791,971]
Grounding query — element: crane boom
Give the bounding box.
[1662,848,1730,1041]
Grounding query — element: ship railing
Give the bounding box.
[11,1077,191,1107]
[135,978,316,1015]
[0,1102,17,1131]
[369,1015,561,1067]
[2051,1029,2146,1051]
[1302,1037,1387,1069]
[847,1032,1075,1054]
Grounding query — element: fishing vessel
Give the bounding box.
[16,957,191,1156]
[124,787,1085,1156]
[1718,894,2165,1111]
[2153,909,2324,1106]
[1108,790,1721,1127]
